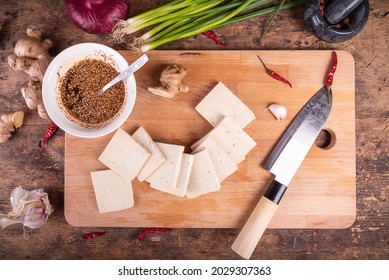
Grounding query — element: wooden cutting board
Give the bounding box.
[64,50,356,229]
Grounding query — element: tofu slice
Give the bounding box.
[195,82,255,129]
[150,153,194,197]
[98,128,150,181]
[91,169,134,213]
[146,142,185,191]
[193,137,237,182]
[132,127,166,182]
[174,153,195,197]
[186,149,221,199]
[191,128,245,165]
[217,116,257,155]
[192,116,257,156]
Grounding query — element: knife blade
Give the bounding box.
[231,86,333,259]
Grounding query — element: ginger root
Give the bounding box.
[8,25,52,82]
[7,25,53,119]
[148,65,189,98]
[0,111,24,143]
[21,80,49,119]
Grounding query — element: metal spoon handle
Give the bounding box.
[99,54,149,95]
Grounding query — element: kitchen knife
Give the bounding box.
[231,86,333,259]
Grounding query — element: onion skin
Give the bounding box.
[65,0,130,34]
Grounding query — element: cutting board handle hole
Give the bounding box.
[315,129,336,150]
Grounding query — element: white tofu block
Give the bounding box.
[191,129,245,165]
[98,128,150,181]
[146,142,185,191]
[132,127,166,181]
[175,153,195,197]
[193,116,256,155]
[195,82,255,129]
[91,169,134,213]
[186,149,221,199]
[217,116,257,156]
[151,153,194,197]
[193,138,237,182]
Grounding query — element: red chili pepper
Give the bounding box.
[82,231,106,240]
[137,228,172,241]
[257,55,292,88]
[325,51,338,89]
[39,122,59,148]
[342,17,353,30]
[320,0,327,17]
[332,16,352,30]
[202,30,227,46]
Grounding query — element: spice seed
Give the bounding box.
[60,59,125,126]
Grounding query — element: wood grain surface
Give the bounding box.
[65,50,356,229]
[0,0,388,260]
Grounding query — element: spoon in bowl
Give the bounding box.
[99,54,149,95]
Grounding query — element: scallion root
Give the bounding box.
[129,37,145,54]
[111,19,135,43]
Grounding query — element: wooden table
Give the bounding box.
[0,0,387,260]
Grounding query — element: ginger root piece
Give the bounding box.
[0,111,24,143]
[148,65,189,98]
[21,80,49,119]
[8,25,53,82]
[7,25,53,120]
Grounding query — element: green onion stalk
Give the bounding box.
[112,0,306,53]
[142,0,275,44]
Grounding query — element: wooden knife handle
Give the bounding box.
[231,180,286,259]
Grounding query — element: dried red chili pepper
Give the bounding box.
[137,228,171,241]
[257,55,292,88]
[82,231,107,240]
[332,16,352,30]
[39,122,59,148]
[320,0,327,17]
[202,30,227,46]
[325,51,338,89]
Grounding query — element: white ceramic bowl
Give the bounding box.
[42,43,136,138]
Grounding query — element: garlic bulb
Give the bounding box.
[266,104,287,121]
[0,186,53,230]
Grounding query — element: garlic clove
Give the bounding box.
[0,187,53,230]
[266,104,287,121]
[23,205,49,229]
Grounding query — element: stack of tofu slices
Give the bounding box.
[91,82,256,213]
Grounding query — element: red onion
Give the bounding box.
[65,0,130,34]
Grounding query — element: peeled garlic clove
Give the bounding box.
[266,104,287,121]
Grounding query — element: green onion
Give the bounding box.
[113,0,198,39]
[216,0,305,28]
[140,0,225,42]
[128,0,195,26]
[145,0,275,43]
[258,0,286,43]
[131,0,224,34]
[112,0,306,52]
[140,0,254,52]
